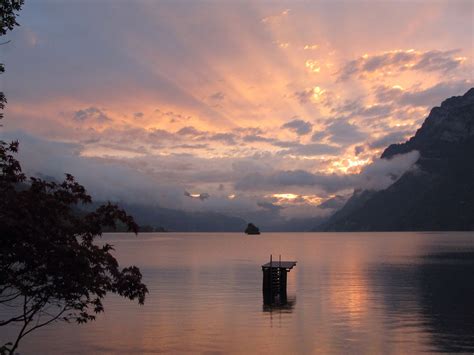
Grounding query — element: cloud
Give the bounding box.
[316,119,368,145]
[257,201,284,212]
[369,130,411,149]
[148,128,176,141]
[374,80,472,108]
[73,107,112,123]
[303,44,319,50]
[318,195,348,210]
[357,150,420,190]
[209,133,237,145]
[209,91,225,101]
[279,143,341,156]
[339,49,466,80]
[235,170,353,193]
[294,86,326,104]
[398,80,472,107]
[184,191,210,201]
[374,85,405,102]
[242,134,275,143]
[176,126,205,137]
[354,145,365,156]
[354,104,393,118]
[6,131,185,207]
[173,143,209,149]
[155,110,192,124]
[261,8,290,23]
[235,151,420,194]
[281,118,313,135]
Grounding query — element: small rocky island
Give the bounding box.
[245,223,260,235]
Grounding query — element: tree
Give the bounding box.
[1,2,148,354]
[1,0,25,123]
[0,142,148,354]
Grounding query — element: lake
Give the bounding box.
[3,232,474,354]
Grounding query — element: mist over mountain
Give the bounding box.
[319,88,474,231]
[90,202,324,232]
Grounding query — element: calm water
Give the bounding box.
[3,232,474,354]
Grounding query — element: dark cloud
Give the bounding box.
[184,191,210,201]
[235,170,352,193]
[339,49,465,81]
[209,91,225,100]
[310,131,326,141]
[155,110,192,124]
[354,145,365,156]
[279,143,341,156]
[257,201,284,212]
[369,130,412,149]
[73,107,111,123]
[294,88,316,104]
[331,99,362,114]
[232,127,264,135]
[272,140,301,148]
[148,129,176,141]
[322,119,368,145]
[134,112,144,118]
[242,134,275,143]
[398,80,472,107]
[209,133,237,145]
[374,85,405,102]
[235,151,420,193]
[176,126,204,136]
[354,104,393,118]
[281,118,313,135]
[173,143,209,149]
[318,195,348,210]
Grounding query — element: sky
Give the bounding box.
[1,0,473,220]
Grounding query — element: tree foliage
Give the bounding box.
[0,142,148,354]
[0,0,23,36]
[1,0,24,122]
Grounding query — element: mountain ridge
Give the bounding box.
[318,88,474,231]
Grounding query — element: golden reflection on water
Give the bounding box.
[4,232,474,354]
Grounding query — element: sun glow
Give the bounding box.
[305,60,321,73]
[303,44,319,50]
[311,86,326,101]
[273,193,299,200]
[269,194,324,205]
[330,157,371,174]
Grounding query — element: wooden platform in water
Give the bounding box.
[261,261,297,271]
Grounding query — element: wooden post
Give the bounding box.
[279,269,288,304]
[262,267,272,304]
[269,254,273,304]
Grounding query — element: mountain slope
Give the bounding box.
[319,88,474,231]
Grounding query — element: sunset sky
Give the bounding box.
[2,0,473,219]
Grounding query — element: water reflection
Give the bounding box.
[370,249,474,352]
[262,296,296,313]
[4,232,474,354]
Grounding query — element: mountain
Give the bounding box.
[108,203,248,232]
[319,88,474,231]
[118,203,325,232]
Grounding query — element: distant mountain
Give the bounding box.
[319,88,474,231]
[111,203,248,232]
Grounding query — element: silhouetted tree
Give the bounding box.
[0,2,148,354]
[1,0,25,123]
[0,142,148,354]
